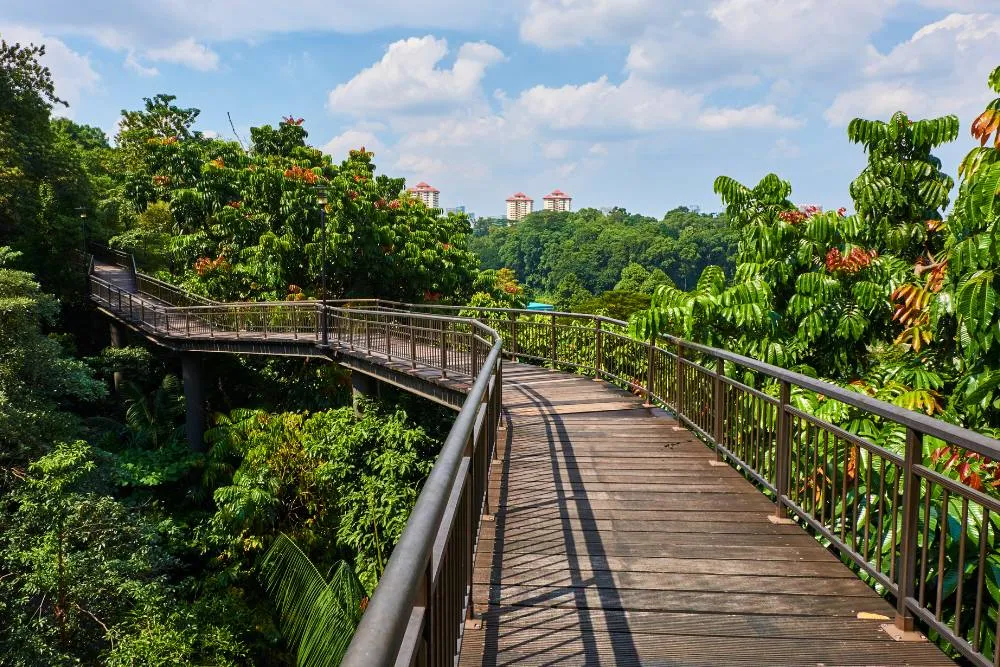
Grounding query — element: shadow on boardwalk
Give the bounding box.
[459,363,951,666]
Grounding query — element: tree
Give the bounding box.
[614,262,650,293]
[552,273,592,311]
[468,207,735,296]
[258,534,365,667]
[116,94,200,146]
[0,248,105,464]
[0,40,92,294]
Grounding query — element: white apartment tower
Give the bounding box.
[543,189,572,212]
[407,182,440,208]
[506,192,534,221]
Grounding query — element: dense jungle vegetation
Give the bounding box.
[4,30,1000,665]
[0,40,482,666]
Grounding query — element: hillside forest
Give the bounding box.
[2,33,1000,665]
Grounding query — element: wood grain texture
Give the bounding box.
[460,363,952,666]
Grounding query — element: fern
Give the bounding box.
[259,533,366,667]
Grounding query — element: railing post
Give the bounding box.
[509,312,517,358]
[593,317,603,381]
[713,357,725,460]
[365,315,372,354]
[471,333,479,375]
[774,380,792,521]
[185,310,190,337]
[410,314,417,369]
[262,308,268,339]
[644,330,657,407]
[550,312,557,368]
[895,426,923,632]
[440,320,448,379]
[385,316,392,362]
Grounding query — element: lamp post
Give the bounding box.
[316,190,329,346]
[77,208,88,254]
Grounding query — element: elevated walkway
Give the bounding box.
[84,250,995,666]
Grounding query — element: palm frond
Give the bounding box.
[259,533,365,667]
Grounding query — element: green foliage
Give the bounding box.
[469,206,735,294]
[259,534,365,667]
[0,40,92,296]
[848,111,957,261]
[0,250,105,462]
[206,404,436,592]
[552,273,592,311]
[99,117,479,303]
[0,442,243,666]
[468,267,529,309]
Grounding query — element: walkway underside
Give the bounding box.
[461,363,949,666]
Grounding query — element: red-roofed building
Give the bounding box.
[543,189,572,212]
[407,182,440,208]
[506,192,534,221]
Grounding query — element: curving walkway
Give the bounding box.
[460,365,950,666]
[89,258,952,666]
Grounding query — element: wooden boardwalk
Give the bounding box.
[460,364,950,666]
[89,259,954,666]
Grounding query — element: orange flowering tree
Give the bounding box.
[110,109,477,302]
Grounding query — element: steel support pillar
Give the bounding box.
[351,371,376,417]
[181,353,206,451]
[109,321,126,392]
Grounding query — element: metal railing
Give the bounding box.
[87,243,1000,665]
[87,261,503,666]
[365,301,1000,667]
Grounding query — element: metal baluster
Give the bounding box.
[550,312,557,367]
[895,427,923,633]
[713,357,724,460]
[410,314,417,368]
[593,317,603,381]
[440,320,448,379]
[773,380,792,522]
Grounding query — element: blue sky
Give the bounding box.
[3,1,998,218]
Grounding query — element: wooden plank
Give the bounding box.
[459,628,952,666]
[460,361,948,666]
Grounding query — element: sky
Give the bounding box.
[2,1,998,218]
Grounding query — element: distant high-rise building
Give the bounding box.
[543,189,572,212]
[506,193,534,221]
[407,182,440,208]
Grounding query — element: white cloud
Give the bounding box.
[825,13,1000,125]
[321,129,386,160]
[508,76,703,133]
[541,140,572,159]
[697,104,803,131]
[124,50,159,76]
[770,137,801,158]
[394,153,447,175]
[589,143,608,156]
[1,1,508,49]
[520,0,671,49]
[327,36,503,115]
[145,38,219,71]
[0,26,100,115]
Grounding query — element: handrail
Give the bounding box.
[370,301,1000,667]
[88,251,1000,665]
[88,261,503,666]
